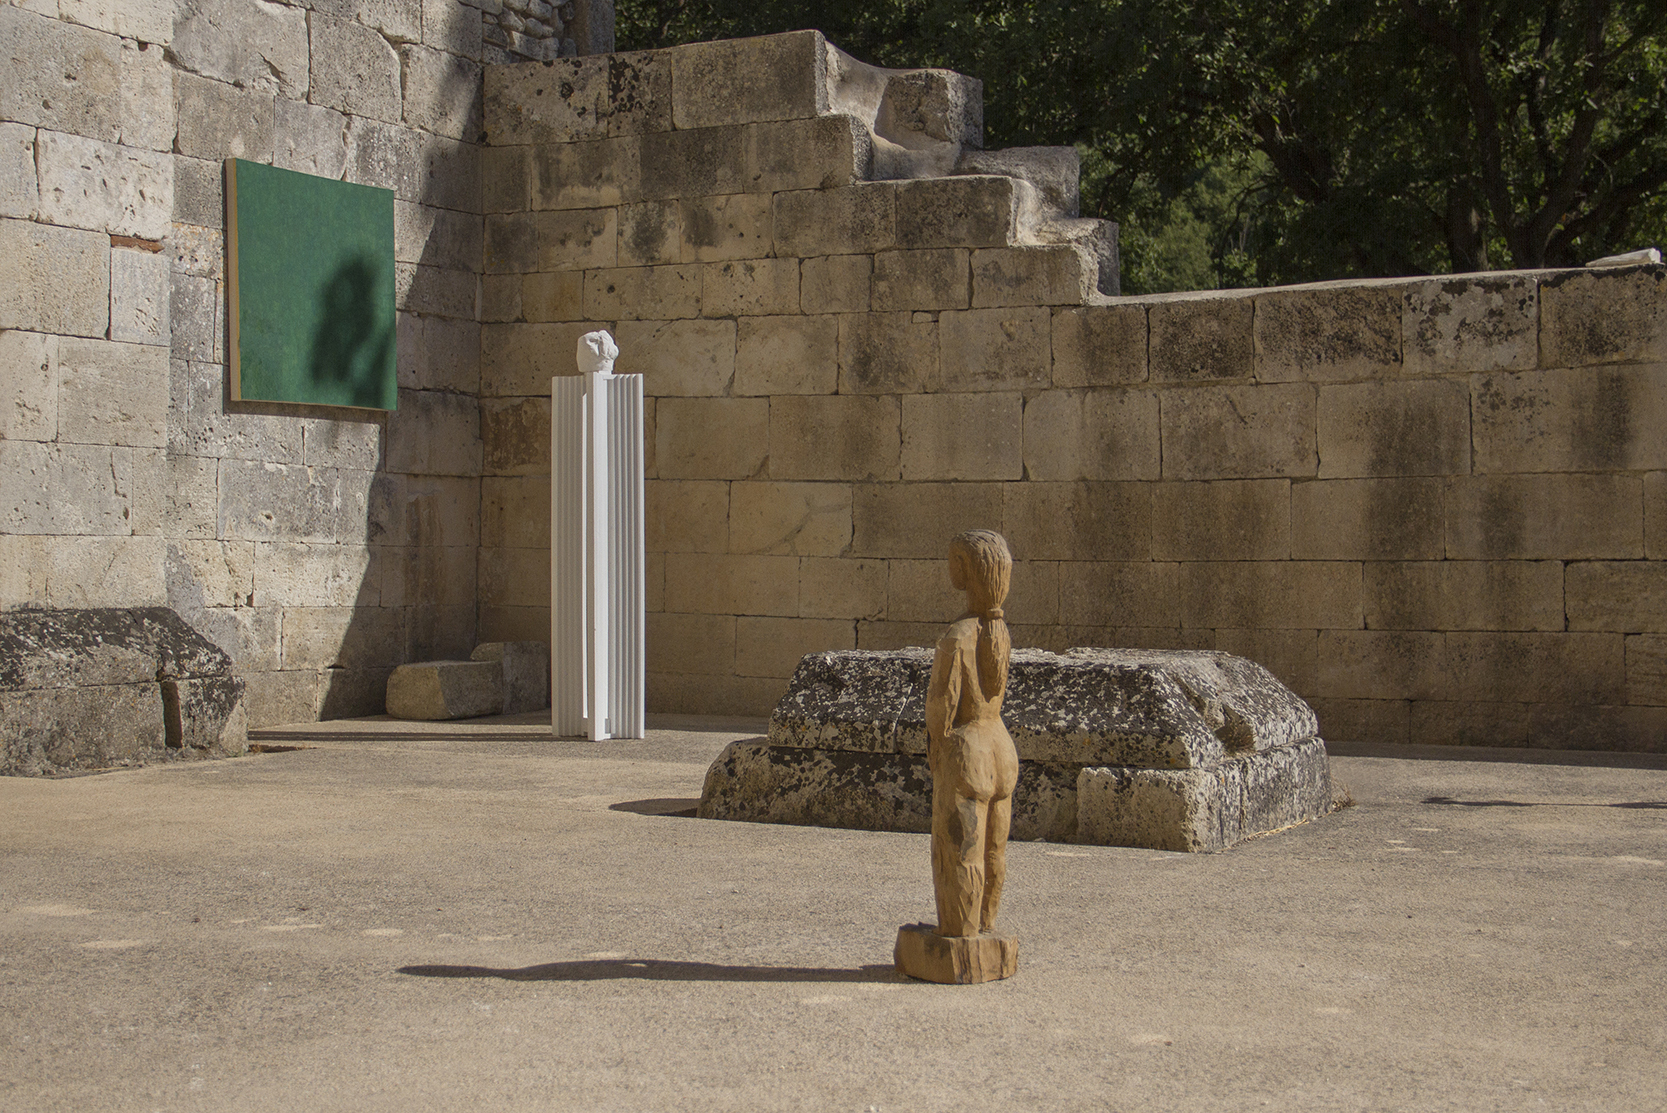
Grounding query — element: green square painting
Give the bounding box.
[227,159,397,410]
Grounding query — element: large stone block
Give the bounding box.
[43,535,166,608]
[401,45,483,141]
[1291,477,1446,560]
[1057,561,1178,628]
[478,545,550,608]
[310,14,403,123]
[773,184,896,258]
[56,338,167,448]
[1472,365,1667,474]
[0,441,131,535]
[729,481,851,557]
[1253,284,1402,382]
[647,612,737,675]
[1148,293,1253,382]
[302,419,383,472]
[395,262,477,319]
[798,557,888,620]
[1177,561,1363,630]
[735,616,856,679]
[0,607,246,775]
[399,314,480,393]
[170,156,222,228]
[679,193,770,263]
[1540,266,1667,368]
[386,658,503,720]
[746,115,868,193]
[484,212,536,273]
[1003,482,1150,561]
[166,539,254,610]
[33,131,171,240]
[110,246,170,347]
[0,330,57,443]
[533,209,616,275]
[769,395,899,482]
[616,199,680,267]
[218,460,343,544]
[479,395,548,476]
[1626,634,1667,706]
[655,397,767,479]
[1444,474,1642,559]
[900,393,1022,481]
[703,258,799,317]
[59,0,172,46]
[0,6,121,141]
[395,202,483,271]
[850,482,1003,559]
[1315,630,1447,700]
[253,542,377,608]
[585,264,700,320]
[1309,697,1409,746]
[1159,383,1317,480]
[646,479,728,553]
[837,312,936,394]
[280,605,406,671]
[1077,738,1332,852]
[734,315,836,396]
[894,176,1019,249]
[800,254,871,314]
[937,307,1050,392]
[1567,562,1667,633]
[615,318,735,395]
[638,126,748,201]
[388,389,483,476]
[0,123,39,220]
[531,137,640,210]
[480,474,549,550]
[472,640,550,713]
[1403,274,1538,376]
[1021,389,1161,481]
[663,552,799,616]
[174,72,274,163]
[171,0,310,98]
[1650,472,1667,560]
[1365,560,1565,632]
[971,246,1092,308]
[1152,479,1290,561]
[701,647,1332,851]
[1052,304,1148,387]
[119,41,174,153]
[872,249,970,313]
[422,0,484,59]
[1445,631,1625,704]
[668,31,828,130]
[1317,379,1471,478]
[486,57,608,145]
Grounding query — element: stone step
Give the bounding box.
[386,641,552,721]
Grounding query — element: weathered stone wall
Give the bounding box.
[0,0,492,727]
[479,30,1667,751]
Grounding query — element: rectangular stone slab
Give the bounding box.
[767,647,1318,769]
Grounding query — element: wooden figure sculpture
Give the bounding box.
[894,529,1021,984]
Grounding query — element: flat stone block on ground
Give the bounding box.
[698,647,1333,851]
[895,924,1018,984]
[471,640,550,713]
[385,659,504,720]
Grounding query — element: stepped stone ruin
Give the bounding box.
[699,648,1334,851]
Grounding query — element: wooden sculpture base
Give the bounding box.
[894,923,1018,984]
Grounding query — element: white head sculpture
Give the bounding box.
[576,330,620,375]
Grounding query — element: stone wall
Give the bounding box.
[0,0,494,727]
[478,30,1667,751]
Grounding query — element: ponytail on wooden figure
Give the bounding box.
[950,529,1012,700]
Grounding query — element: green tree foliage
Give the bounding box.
[618,0,1667,292]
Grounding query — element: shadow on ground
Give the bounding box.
[397,959,901,983]
[1423,796,1667,808]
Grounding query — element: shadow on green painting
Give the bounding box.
[229,159,397,411]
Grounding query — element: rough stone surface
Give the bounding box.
[470,640,550,713]
[699,648,1331,850]
[385,659,505,720]
[1,607,247,776]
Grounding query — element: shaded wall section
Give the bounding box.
[478,30,1667,751]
